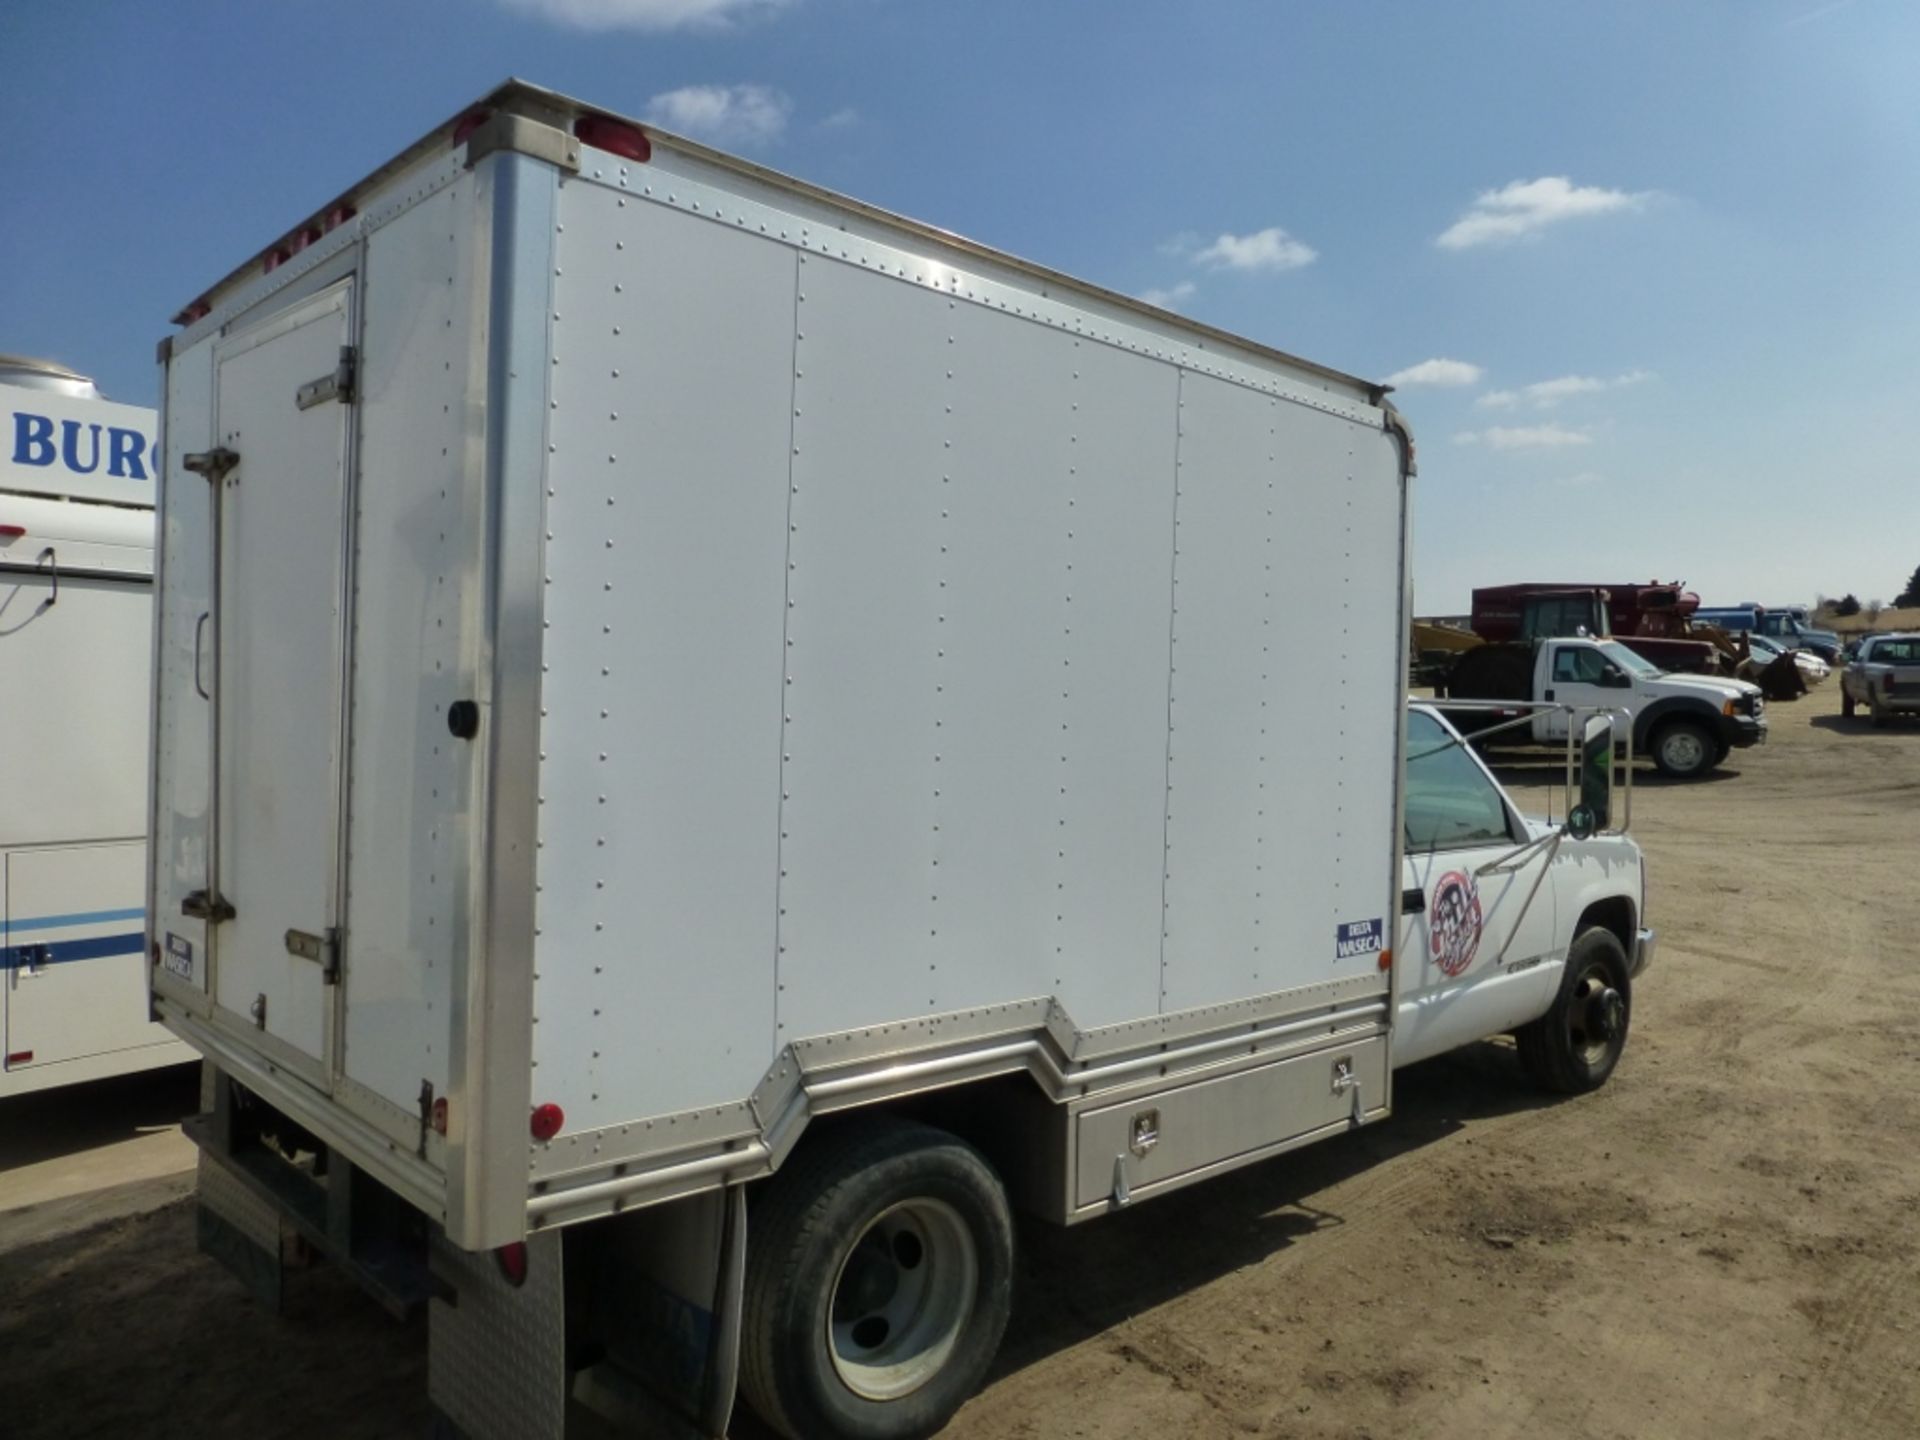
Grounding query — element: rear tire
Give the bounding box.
[1841,687,1855,718]
[1517,927,1632,1094]
[740,1117,1014,1440]
[1650,720,1717,777]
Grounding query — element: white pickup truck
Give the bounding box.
[1840,633,1920,725]
[1443,634,1767,778]
[1399,704,1651,1092]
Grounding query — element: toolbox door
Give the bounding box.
[203,281,356,1086]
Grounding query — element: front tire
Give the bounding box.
[740,1117,1014,1440]
[1517,927,1632,1094]
[1650,719,1717,777]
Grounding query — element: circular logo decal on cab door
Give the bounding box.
[1428,870,1484,978]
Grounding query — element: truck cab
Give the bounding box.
[1442,635,1766,778]
[1398,704,1652,1086]
[1531,637,1764,774]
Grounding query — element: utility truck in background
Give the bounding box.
[1440,632,1766,778]
[149,81,1656,1440]
[0,355,192,1095]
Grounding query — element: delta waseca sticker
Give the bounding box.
[1336,918,1386,959]
[1428,871,1484,977]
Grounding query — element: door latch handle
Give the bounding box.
[194,612,211,699]
[183,448,239,483]
[181,889,236,923]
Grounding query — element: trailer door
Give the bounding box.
[206,281,355,1085]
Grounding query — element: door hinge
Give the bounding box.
[285,926,341,983]
[183,447,240,483]
[296,345,356,409]
[181,889,237,923]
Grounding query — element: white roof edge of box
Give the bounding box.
[163,78,1393,409]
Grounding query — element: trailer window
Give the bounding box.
[1404,713,1515,851]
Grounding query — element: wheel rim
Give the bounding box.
[828,1198,978,1402]
[1566,962,1626,1068]
[1661,729,1706,771]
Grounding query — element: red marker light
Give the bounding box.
[496,1242,529,1287]
[431,1097,449,1136]
[452,108,492,147]
[575,115,650,163]
[530,1103,565,1141]
[5,1051,32,1067]
[322,204,357,233]
[0,524,25,538]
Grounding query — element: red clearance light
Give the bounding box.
[0,524,26,538]
[264,244,292,274]
[575,115,650,164]
[322,204,357,233]
[530,1102,565,1141]
[495,1242,529,1287]
[431,1096,449,1136]
[174,299,212,326]
[5,1051,31,1067]
[452,108,492,147]
[289,224,322,255]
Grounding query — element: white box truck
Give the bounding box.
[151,82,1654,1440]
[1,355,193,1096]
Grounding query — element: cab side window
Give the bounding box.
[1405,713,1516,850]
[1551,647,1610,684]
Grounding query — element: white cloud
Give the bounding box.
[817,107,859,131]
[1436,176,1650,250]
[1384,357,1484,388]
[643,84,792,148]
[1477,370,1652,409]
[1192,227,1317,273]
[498,0,791,28]
[1136,281,1197,311]
[1455,424,1596,450]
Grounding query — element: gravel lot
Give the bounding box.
[3,698,1916,1439]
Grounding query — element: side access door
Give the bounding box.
[1396,710,1562,1067]
[193,281,357,1088]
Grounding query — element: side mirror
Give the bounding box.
[1602,668,1632,689]
[1568,713,1613,837]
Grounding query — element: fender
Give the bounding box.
[1630,694,1725,751]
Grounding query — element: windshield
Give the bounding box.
[1596,640,1663,679]
[1747,634,1781,658]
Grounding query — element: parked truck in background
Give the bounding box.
[1441,632,1766,777]
[1840,633,1920,725]
[0,355,193,1096]
[1696,604,1843,663]
[149,81,1657,1440]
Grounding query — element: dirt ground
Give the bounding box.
[3,695,1917,1440]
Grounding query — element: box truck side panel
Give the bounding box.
[0,575,151,847]
[900,292,1178,1027]
[153,338,214,998]
[342,177,484,1114]
[773,261,952,1043]
[531,180,798,1126]
[1162,372,1401,1012]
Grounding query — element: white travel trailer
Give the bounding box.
[151,83,1652,1440]
[1,355,192,1095]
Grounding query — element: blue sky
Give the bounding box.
[3,0,1913,610]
